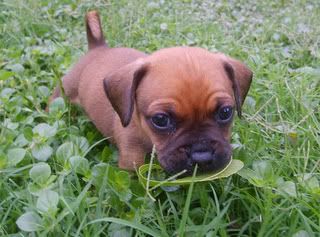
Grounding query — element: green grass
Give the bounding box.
[0,0,319,236]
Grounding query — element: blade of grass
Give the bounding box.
[42,181,92,235]
[177,165,198,237]
[145,145,156,201]
[82,137,110,157]
[87,217,161,237]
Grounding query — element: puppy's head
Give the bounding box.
[104,47,252,175]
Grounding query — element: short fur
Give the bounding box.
[50,11,253,174]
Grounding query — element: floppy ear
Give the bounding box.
[103,59,148,127]
[221,55,253,117]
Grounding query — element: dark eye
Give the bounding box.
[151,113,173,131]
[217,106,233,122]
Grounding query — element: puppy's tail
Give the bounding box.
[86,11,107,50]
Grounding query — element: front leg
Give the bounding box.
[118,146,145,171]
[113,117,152,171]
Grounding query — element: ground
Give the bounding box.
[0,0,319,236]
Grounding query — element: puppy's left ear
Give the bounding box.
[221,55,253,117]
[103,59,149,127]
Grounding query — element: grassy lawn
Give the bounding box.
[0,0,319,236]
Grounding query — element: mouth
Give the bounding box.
[159,146,232,177]
[180,157,231,177]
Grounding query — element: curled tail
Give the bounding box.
[86,11,107,50]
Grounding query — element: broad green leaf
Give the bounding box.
[108,223,131,237]
[69,156,90,176]
[28,183,44,196]
[29,162,51,185]
[292,230,310,237]
[238,168,266,187]
[7,148,26,166]
[14,134,29,147]
[115,171,130,189]
[92,163,116,188]
[294,66,320,76]
[252,160,273,178]
[101,146,113,162]
[56,142,76,164]
[28,176,56,196]
[49,97,66,115]
[244,96,256,109]
[113,171,132,201]
[138,159,243,187]
[33,123,57,138]
[38,86,50,97]
[36,190,59,213]
[4,119,19,130]
[1,88,15,98]
[277,180,297,197]
[0,70,14,81]
[7,63,24,73]
[87,217,161,237]
[32,144,53,161]
[24,115,34,125]
[72,136,89,154]
[239,160,277,188]
[16,212,43,232]
[297,173,320,191]
[0,152,7,169]
[23,127,33,141]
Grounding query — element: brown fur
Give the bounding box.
[50,11,253,174]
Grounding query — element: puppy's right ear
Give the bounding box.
[103,59,149,127]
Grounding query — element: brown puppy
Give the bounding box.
[50,11,252,175]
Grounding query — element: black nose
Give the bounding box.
[190,143,214,164]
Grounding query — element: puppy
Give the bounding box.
[50,11,252,175]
